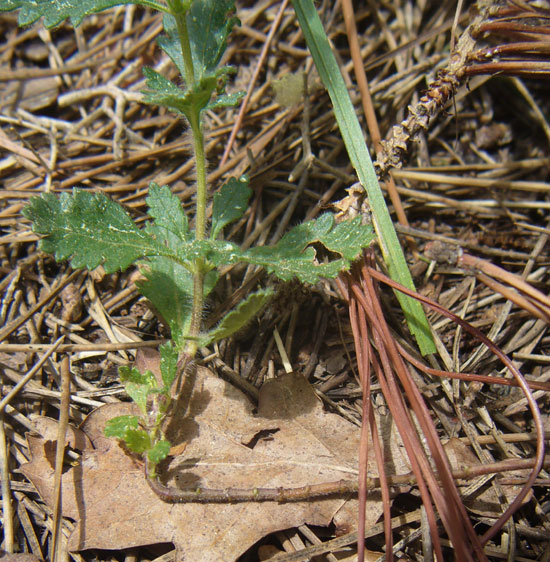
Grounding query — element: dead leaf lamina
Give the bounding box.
[21,368,410,561]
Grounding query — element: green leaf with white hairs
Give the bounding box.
[205,288,273,344]
[137,256,217,350]
[0,0,167,28]
[142,67,226,121]
[23,189,170,274]
[151,2,242,119]
[211,176,252,239]
[243,214,374,283]
[187,0,239,83]
[147,183,190,242]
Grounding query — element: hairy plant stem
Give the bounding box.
[166,1,208,357]
[168,0,195,84]
[185,113,207,357]
[191,116,207,241]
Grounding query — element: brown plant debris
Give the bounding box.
[20,368,410,561]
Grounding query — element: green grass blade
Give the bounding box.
[291,0,435,355]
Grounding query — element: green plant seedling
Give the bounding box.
[3,0,375,475]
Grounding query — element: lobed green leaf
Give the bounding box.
[23,189,168,273]
[119,365,158,414]
[0,0,167,28]
[142,66,225,121]
[242,214,374,283]
[148,439,171,463]
[123,428,152,454]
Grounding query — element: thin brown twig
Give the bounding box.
[0,410,14,552]
[144,452,550,503]
[51,357,71,562]
[219,0,289,167]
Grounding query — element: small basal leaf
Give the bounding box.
[146,183,189,242]
[123,429,152,454]
[0,0,167,28]
[159,342,178,390]
[104,415,140,439]
[119,365,157,414]
[211,176,252,239]
[23,189,167,273]
[119,365,157,387]
[147,439,171,464]
[206,288,273,344]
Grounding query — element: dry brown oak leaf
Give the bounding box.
[21,368,410,561]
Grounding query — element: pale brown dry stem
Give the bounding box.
[144,453,550,504]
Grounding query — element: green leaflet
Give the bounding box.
[23,189,169,273]
[0,0,167,28]
[123,429,152,454]
[143,67,238,122]
[211,176,252,240]
[105,414,166,459]
[142,67,199,118]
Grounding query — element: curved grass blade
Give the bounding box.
[291,0,435,355]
